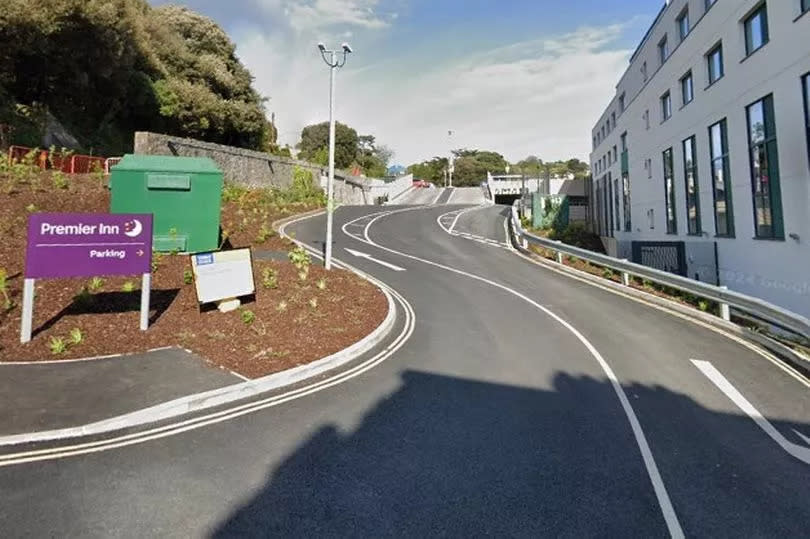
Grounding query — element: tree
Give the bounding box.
[0,0,273,154]
[450,149,508,186]
[297,122,393,177]
[298,122,359,170]
[407,157,448,185]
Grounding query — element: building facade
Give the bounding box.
[590,0,810,317]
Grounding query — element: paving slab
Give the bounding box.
[0,348,241,435]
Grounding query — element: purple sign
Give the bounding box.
[25,213,153,279]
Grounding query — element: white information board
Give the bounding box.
[191,248,255,304]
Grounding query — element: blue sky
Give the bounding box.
[149,0,659,165]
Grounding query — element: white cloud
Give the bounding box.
[254,0,389,31]
[236,11,634,166]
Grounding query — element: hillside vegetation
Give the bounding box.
[0,0,275,154]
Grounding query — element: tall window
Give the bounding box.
[661,91,672,121]
[645,109,650,130]
[709,119,735,237]
[620,132,627,152]
[744,4,769,56]
[612,111,616,127]
[681,71,694,105]
[642,61,648,82]
[614,176,621,232]
[663,148,677,234]
[619,93,626,113]
[707,44,724,84]
[705,0,717,11]
[803,0,810,14]
[678,9,690,41]
[746,94,784,239]
[623,173,631,232]
[682,136,701,235]
[659,36,669,65]
[802,73,810,167]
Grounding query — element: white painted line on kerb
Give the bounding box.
[691,359,810,465]
[431,188,445,205]
[356,207,684,538]
[445,188,456,204]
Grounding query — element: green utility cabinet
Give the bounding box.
[110,154,223,253]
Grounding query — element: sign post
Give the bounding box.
[22,213,153,343]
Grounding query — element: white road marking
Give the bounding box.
[691,359,810,465]
[431,188,445,205]
[345,248,407,271]
[346,207,684,538]
[793,429,810,447]
[0,214,416,467]
[445,188,456,204]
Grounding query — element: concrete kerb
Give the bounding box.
[0,209,397,447]
[507,219,810,382]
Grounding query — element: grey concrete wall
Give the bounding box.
[134,131,377,205]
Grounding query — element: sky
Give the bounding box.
[149,0,659,166]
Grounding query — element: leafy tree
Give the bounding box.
[297,122,393,176]
[407,157,448,185]
[0,0,273,154]
[450,149,508,187]
[298,122,358,170]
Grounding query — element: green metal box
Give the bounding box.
[110,154,223,253]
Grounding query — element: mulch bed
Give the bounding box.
[0,172,387,379]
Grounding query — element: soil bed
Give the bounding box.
[0,171,387,379]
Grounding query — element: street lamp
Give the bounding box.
[318,42,352,270]
[447,130,454,187]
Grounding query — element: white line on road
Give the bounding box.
[346,207,685,538]
[431,188,445,205]
[793,429,810,447]
[445,188,456,204]
[345,248,406,271]
[691,359,810,465]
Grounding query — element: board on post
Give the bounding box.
[21,213,153,343]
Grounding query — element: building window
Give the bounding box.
[661,91,672,121]
[707,44,724,84]
[645,110,650,130]
[642,61,648,82]
[744,4,769,57]
[681,71,694,106]
[803,0,810,14]
[706,0,717,11]
[663,148,677,234]
[623,173,631,232]
[607,119,611,132]
[647,158,652,179]
[746,94,784,239]
[709,119,735,237]
[613,145,618,162]
[612,111,616,127]
[682,136,702,235]
[621,132,627,152]
[648,208,655,230]
[614,176,621,232]
[659,36,669,65]
[619,93,626,113]
[803,73,810,166]
[678,8,690,41]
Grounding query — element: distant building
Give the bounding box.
[589,0,810,316]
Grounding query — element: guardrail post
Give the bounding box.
[556,251,563,264]
[719,286,731,322]
[620,259,630,286]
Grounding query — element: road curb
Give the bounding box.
[0,209,396,447]
[507,221,810,381]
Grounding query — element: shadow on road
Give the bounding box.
[211,370,810,537]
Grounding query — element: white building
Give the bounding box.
[589,0,810,317]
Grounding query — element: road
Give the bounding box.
[2,204,809,537]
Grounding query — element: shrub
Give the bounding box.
[288,245,311,270]
[69,328,84,346]
[48,336,67,355]
[262,268,278,289]
[121,281,136,293]
[240,309,255,325]
[183,269,194,285]
[0,268,11,309]
[316,278,327,290]
[88,277,104,292]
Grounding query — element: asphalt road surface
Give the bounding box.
[2,204,809,537]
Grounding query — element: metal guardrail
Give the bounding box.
[509,203,810,339]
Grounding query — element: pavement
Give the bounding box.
[1,203,809,537]
[0,348,241,435]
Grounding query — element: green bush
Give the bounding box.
[549,223,605,253]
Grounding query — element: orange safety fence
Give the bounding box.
[7,146,107,174]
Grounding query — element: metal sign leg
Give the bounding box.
[20,278,35,343]
[140,273,151,331]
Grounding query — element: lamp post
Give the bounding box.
[447,130,454,187]
[318,42,352,270]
